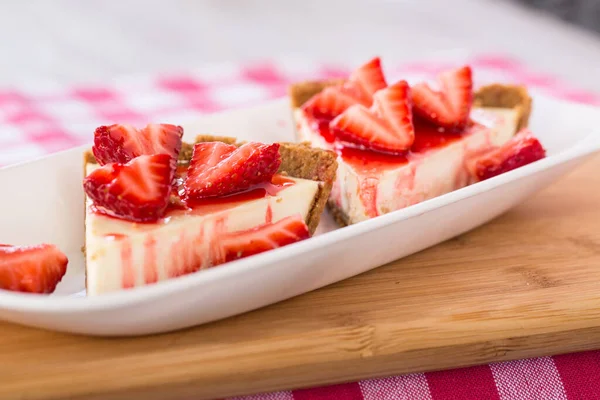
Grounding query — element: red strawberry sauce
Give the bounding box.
[177,174,295,215]
[94,174,296,226]
[304,111,480,218]
[306,113,468,172]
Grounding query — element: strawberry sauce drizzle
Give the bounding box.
[305,112,477,217]
[143,235,158,284]
[93,174,295,224]
[104,233,126,240]
[170,175,295,217]
[97,173,291,287]
[306,112,469,169]
[265,204,273,224]
[121,239,135,289]
[359,177,380,218]
[209,217,227,266]
[308,117,336,143]
[168,228,204,278]
[410,119,464,153]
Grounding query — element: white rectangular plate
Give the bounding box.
[0,92,598,336]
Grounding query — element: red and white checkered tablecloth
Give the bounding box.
[2,53,600,399]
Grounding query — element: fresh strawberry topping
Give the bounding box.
[330,80,415,153]
[349,56,388,103]
[92,123,183,165]
[184,141,281,199]
[301,57,387,120]
[83,154,175,222]
[217,215,310,264]
[473,129,546,181]
[0,244,68,294]
[411,66,473,129]
[301,87,366,120]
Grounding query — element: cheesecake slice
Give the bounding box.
[288,57,541,226]
[84,132,336,295]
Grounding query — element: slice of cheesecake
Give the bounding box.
[288,57,543,226]
[83,130,337,296]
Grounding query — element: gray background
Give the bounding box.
[515,0,600,33]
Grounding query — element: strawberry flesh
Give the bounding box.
[93,123,183,165]
[217,215,310,264]
[301,57,387,120]
[411,65,473,129]
[184,141,281,199]
[302,87,366,121]
[349,56,388,104]
[330,80,415,153]
[84,154,175,222]
[0,244,68,294]
[473,129,546,181]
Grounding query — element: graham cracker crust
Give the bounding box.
[287,77,534,228]
[83,135,337,235]
[473,84,532,131]
[326,199,351,228]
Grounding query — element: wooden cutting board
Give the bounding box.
[2,155,600,400]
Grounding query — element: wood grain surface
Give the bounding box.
[1,155,599,400]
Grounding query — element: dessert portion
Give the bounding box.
[83,124,337,295]
[0,59,548,297]
[289,57,546,226]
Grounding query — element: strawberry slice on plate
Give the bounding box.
[0,244,68,294]
[302,57,387,120]
[473,129,546,181]
[217,215,310,264]
[411,65,473,129]
[330,80,415,153]
[184,141,282,199]
[84,154,175,222]
[93,123,183,165]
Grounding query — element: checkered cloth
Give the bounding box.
[2,53,600,399]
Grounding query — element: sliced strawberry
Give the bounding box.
[349,56,388,103]
[185,141,281,199]
[182,141,236,200]
[93,123,183,165]
[0,244,68,294]
[330,80,415,153]
[84,154,175,222]
[217,215,310,264]
[301,87,365,120]
[301,57,387,120]
[411,65,473,129]
[185,141,237,178]
[473,129,546,181]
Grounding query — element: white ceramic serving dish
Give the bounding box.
[0,92,598,336]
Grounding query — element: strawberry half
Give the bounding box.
[84,154,175,222]
[301,57,387,120]
[185,141,282,199]
[349,56,388,104]
[330,80,415,153]
[301,87,366,120]
[217,215,310,264]
[0,244,68,294]
[93,123,183,165]
[473,129,546,181]
[411,65,473,129]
